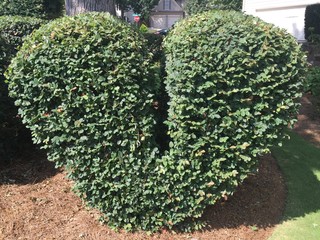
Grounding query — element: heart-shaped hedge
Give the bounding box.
[6,11,307,232]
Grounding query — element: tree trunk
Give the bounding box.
[65,0,116,16]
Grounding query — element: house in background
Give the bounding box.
[122,0,186,29]
[242,0,320,41]
[150,0,186,29]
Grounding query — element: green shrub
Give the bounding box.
[304,66,320,96]
[305,4,320,43]
[0,15,44,161]
[0,0,64,19]
[163,9,306,228]
[0,16,45,66]
[6,10,307,232]
[143,32,164,62]
[6,12,161,230]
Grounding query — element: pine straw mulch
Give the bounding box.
[0,93,319,240]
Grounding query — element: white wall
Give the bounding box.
[150,0,184,29]
[243,0,320,41]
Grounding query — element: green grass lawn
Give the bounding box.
[269,131,320,240]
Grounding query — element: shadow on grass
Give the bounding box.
[272,130,320,221]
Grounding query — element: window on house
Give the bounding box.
[163,0,171,10]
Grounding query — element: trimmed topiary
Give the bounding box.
[6,12,161,230]
[0,15,44,161]
[0,0,64,19]
[6,10,307,232]
[162,9,307,228]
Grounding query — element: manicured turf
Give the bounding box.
[270,131,320,240]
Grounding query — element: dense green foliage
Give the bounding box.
[185,0,209,15]
[143,32,164,62]
[0,0,64,19]
[0,15,44,161]
[185,0,242,15]
[0,16,44,61]
[305,4,320,43]
[143,32,169,152]
[6,10,307,232]
[6,12,161,231]
[163,9,306,228]
[304,66,320,96]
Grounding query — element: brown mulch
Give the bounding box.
[0,93,319,240]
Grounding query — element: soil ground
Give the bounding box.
[0,93,319,240]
